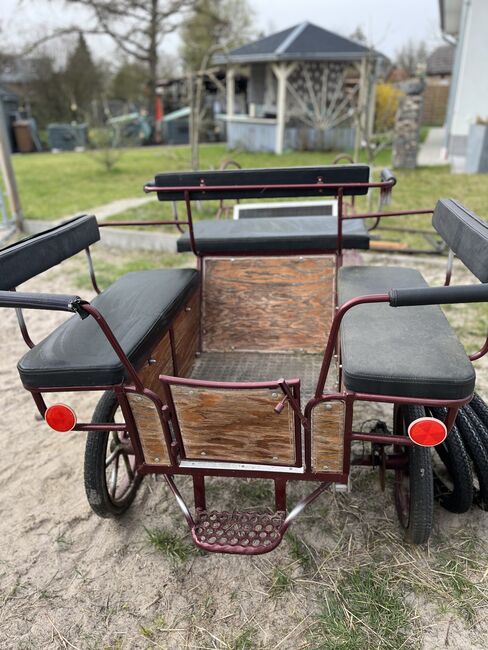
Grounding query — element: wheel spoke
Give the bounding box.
[109,453,120,499]
[105,446,122,467]
[121,452,135,481]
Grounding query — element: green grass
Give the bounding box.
[419,126,430,144]
[145,527,196,562]
[12,142,488,256]
[68,246,195,292]
[268,565,295,599]
[287,532,317,573]
[235,479,273,507]
[139,614,167,640]
[228,627,257,650]
[372,165,488,250]
[310,566,419,650]
[11,143,392,220]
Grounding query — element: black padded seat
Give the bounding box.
[338,266,475,400]
[18,268,200,389]
[177,216,369,254]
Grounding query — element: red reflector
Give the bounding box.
[45,404,77,432]
[408,417,447,447]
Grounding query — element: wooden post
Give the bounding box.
[366,57,377,141]
[226,66,235,117]
[0,100,23,231]
[271,63,296,155]
[354,56,368,162]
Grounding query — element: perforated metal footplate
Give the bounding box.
[190,352,336,401]
[192,509,286,555]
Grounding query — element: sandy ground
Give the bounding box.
[0,250,487,649]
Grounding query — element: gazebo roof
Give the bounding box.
[214,22,377,64]
[426,44,455,76]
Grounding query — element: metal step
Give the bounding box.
[192,509,286,555]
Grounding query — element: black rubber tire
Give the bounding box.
[84,391,143,518]
[465,402,488,455]
[455,407,488,510]
[470,393,488,429]
[393,404,434,544]
[428,407,473,513]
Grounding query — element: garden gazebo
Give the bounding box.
[214,22,385,154]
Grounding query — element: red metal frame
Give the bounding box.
[7,169,488,554]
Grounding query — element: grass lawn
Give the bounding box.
[10,143,387,220]
[10,142,488,250]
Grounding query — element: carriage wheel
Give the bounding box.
[428,407,473,513]
[393,404,434,544]
[455,407,488,510]
[84,391,143,518]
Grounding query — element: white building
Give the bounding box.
[440,0,488,170]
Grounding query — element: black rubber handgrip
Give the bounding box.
[389,284,488,307]
[380,168,396,185]
[0,290,88,316]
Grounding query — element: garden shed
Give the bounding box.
[214,22,386,154]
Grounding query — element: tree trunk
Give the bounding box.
[148,0,160,143]
[189,74,199,170]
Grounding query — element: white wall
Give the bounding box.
[450,0,488,142]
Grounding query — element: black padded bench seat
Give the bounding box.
[18,268,199,389]
[338,266,475,400]
[177,216,369,254]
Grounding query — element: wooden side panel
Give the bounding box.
[135,332,173,396]
[127,395,170,465]
[126,289,200,466]
[172,385,296,464]
[203,256,335,353]
[173,291,200,377]
[311,400,345,473]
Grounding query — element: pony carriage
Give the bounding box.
[1,163,487,554]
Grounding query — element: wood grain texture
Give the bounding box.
[311,400,345,473]
[134,332,173,396]
[171,385,296,464]
[203,256,335,353]
[126,289,200,465]
[173,291,200,377]
[127,394,170,465]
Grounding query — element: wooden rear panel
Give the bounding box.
[311,400,345,473]
[203,256,335,353]
[171,385,297,465]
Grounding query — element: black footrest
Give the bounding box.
[192,510,286,555]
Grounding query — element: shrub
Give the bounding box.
[375,83,403,133]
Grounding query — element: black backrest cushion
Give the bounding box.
[150,165,370,201]
[0,215,100,290]
[433,199,488,283]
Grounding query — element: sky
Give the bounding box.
[1,0,443,61]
